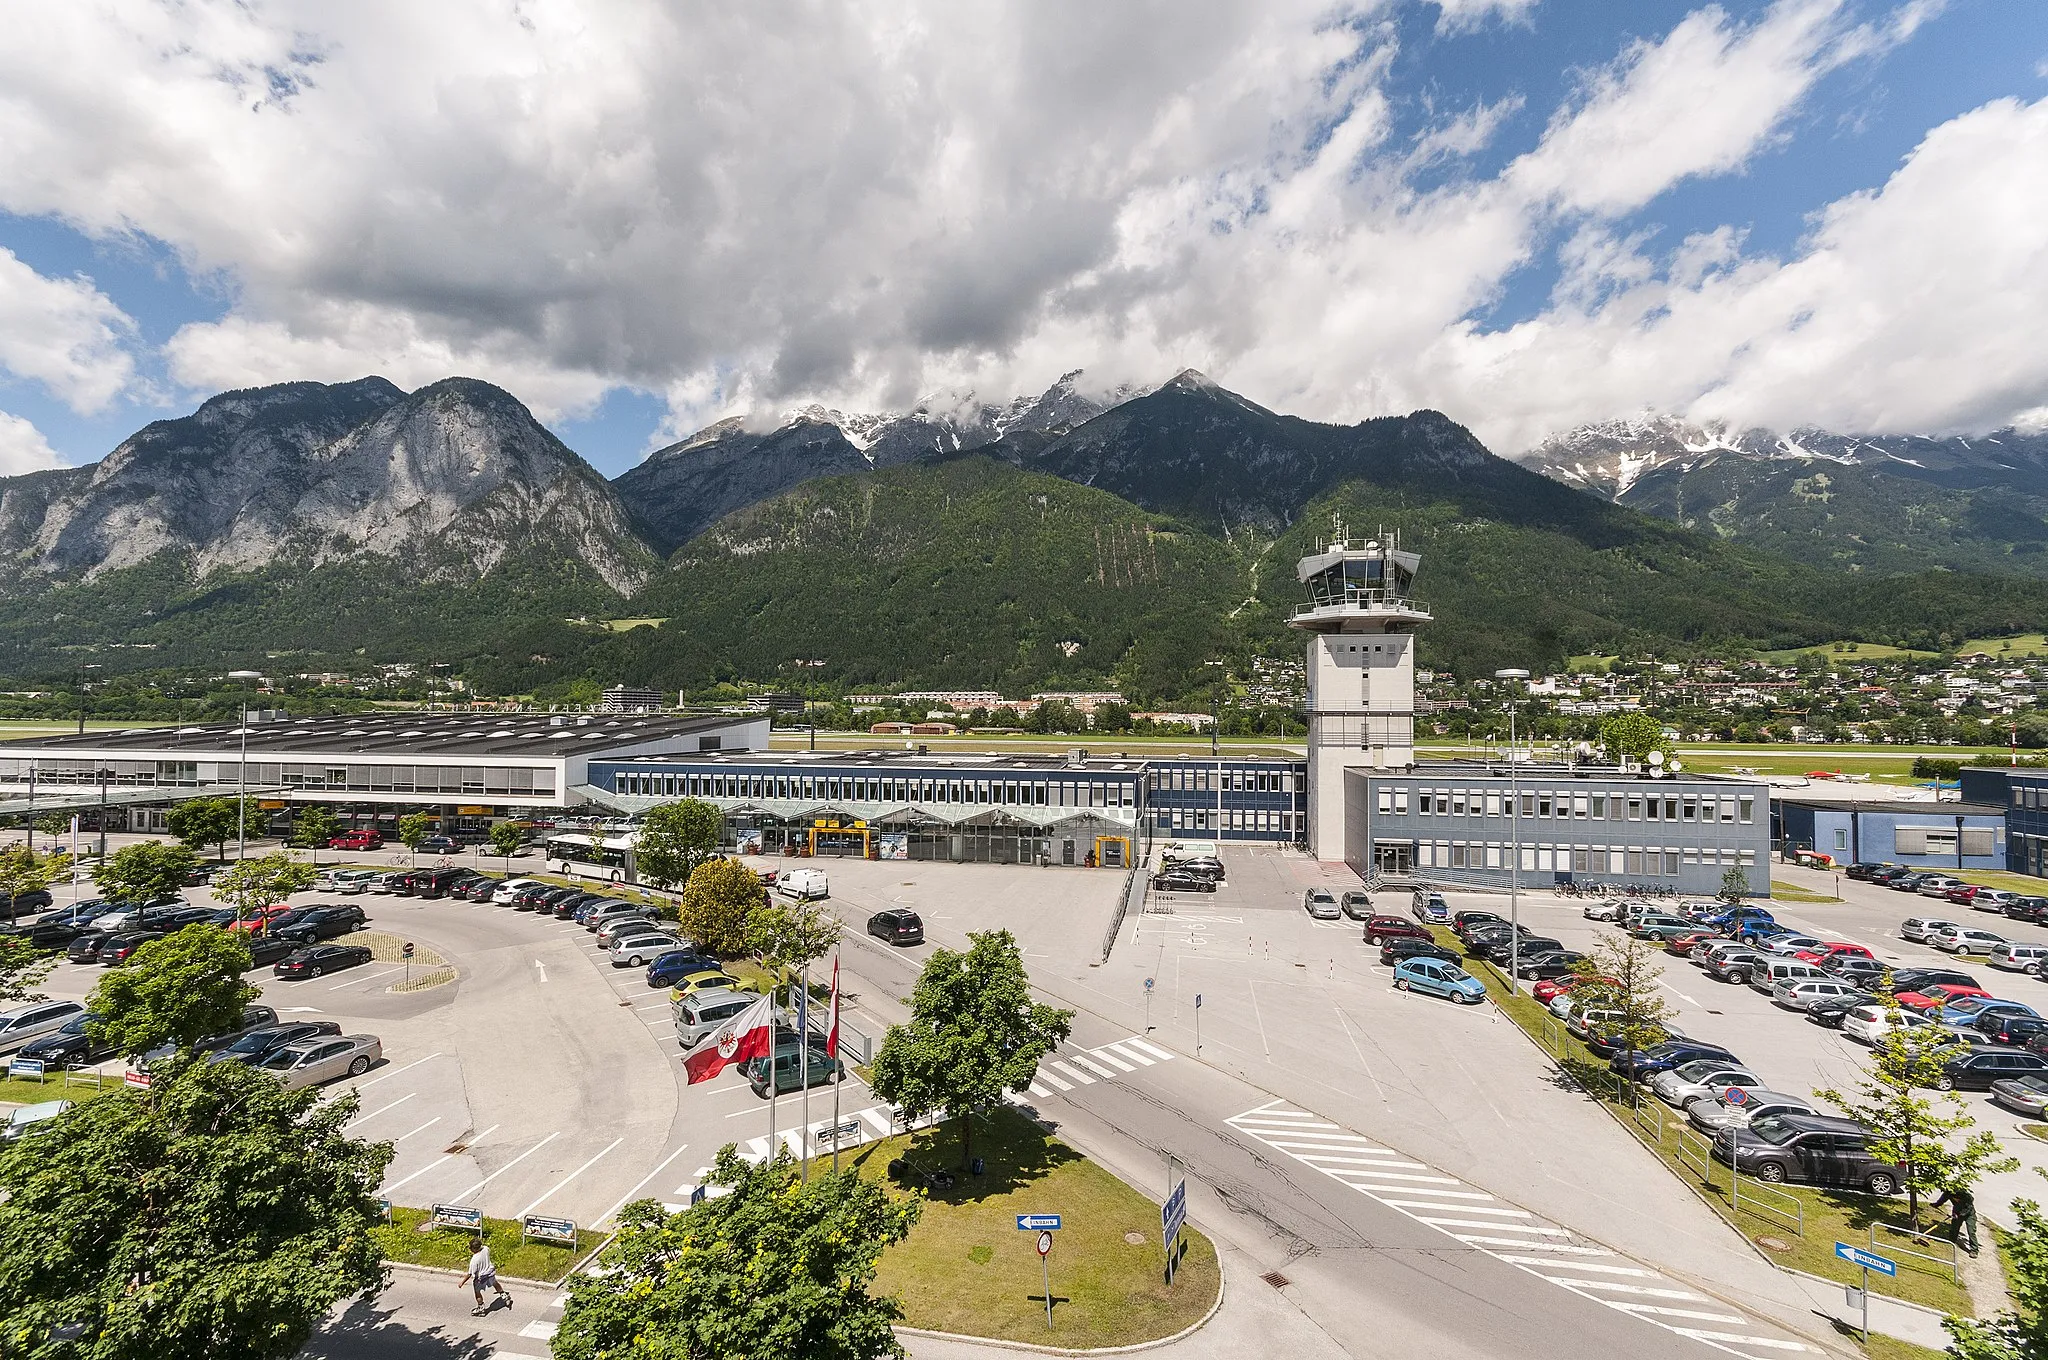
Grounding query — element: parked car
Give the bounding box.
[1628,914,1695,942]
[1666,931,1719,958]
[255,1033,383,1089]
[0,1000,88,1055]
[1917,875,1966,898]
[1533,973,1615,1007]
[747,1037,843,1097]
[1900,918,1963,944]
[584,900,654,931]
[1391,957,1487,1005]
[1886,872,1931,892]
[1336,890,1372,920]
[243,933,299,969]
[1793,942,1874,967]
[276,905,368,942]
[1885,967,1980,996]
[1702,947,1769,985]
[488,877,542,905]
[1650,1059,1763,1108]
[0,888,54,920]
[1686,1089,1817,1134]
[1411,891,1450,924]
[205,1021,344,1066]
[1712,1112,1902,1194]
[1380,938,1463,969]
[1755,934,1827,958]
[1845,863,1896,881]
[609,929,686,967]
[669,970,752,1001]
[65,930,118,964]
[1967,889,2022,913]
[674,989,774,1051]
[327,829,384,851]
[1515,951,1587,981]
[1931,997,2037,1026]
[1469,933,1563,966]
[867,910,924,946]
[1843,1003,1932,1045]
[100,931,165,965]
[15,1011,113,1069]
[1,1098,74,1141]
[595,914,662,947]
[778,868,830,901]
[1938,1048,2048,1091]
[134,1004,280,1071]
[272,944,375,979]
[1931,925,2008,955]
[416,834,461,854]
[1804,991,1880,1029]
[1303,889,1342,920]
[1167,856,1224,882]
[1363,916,1430,946]
[1822,956,1890,989]
[1773,978,1866,1011]
[2006,897,2048,924]
[1581,898,1622,922]
[1452,910,1504,938]
[1973,1011,2048,1047]
[1153,869,1217,894]
[648,949,724,988]
[1991,1075,2048,1118]
[1896,983,1992,1012]
[1610,1039,1735,1083]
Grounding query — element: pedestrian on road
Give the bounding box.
[1936,1185,1980,1257]
[460,1235,512,1315]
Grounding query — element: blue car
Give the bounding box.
[1393,957,1487,1005]
[646,948,720,989]
[1934,997,2036,1026]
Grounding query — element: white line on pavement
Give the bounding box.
[1087,1048,1136,1073]
[1375,1200,1530,1217]
[1603,1302,1745,1324]
[1035,1069,1073,1092]
[594,1144,692,1227]
[444,1131,562,1205]
[1127,1038,1176,1061]
[1670,1329,1811,1352]
[331,966,401,990]
[1495,1257,1649,1276]
[1552,1279,1705,1299]
[392,1117,443,1143]
[344,1092,416,1129]
[519,1138,625,1218]
[383,1154,456,1195]
[354,1051,449,1089]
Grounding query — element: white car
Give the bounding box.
[1684,1089,1816,1134]
[255,1034,383,1089]
[1581,899,1621,922]
[0,1001,87,1055]
[491,877,543,906]
[1931,925,2007,955]
[1842,1003,1931,1045]
[1651,1060,1763,1108]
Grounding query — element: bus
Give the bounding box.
[543,832,637,883]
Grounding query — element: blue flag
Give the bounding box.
[796,979,808,1035]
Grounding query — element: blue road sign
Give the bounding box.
[1162,1181,1187,1240]
[1834,1242,1898,1277]
[1195,993,1202,1008]
[1016,1214,1062,1231]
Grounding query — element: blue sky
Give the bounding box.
[0,0,2042,475]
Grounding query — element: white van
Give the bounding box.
[778,868,829,902]
[1751,959,1828,994]
[1991,942,2048,975]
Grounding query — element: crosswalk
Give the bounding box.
[661,1101,949,1209]
[1226,1103,1816,1359]
[1024,1036,1174,1098]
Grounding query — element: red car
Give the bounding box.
[328,829,385,851]
[1364,916,1431,946]
[229,904,294,933]
[1668,931,1717,957]
[1533,973,1619,1006]
[1946,885,1985,905]
[1793,942,1875,966]
[1897,983,1991,1012]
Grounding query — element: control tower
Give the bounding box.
[1289,536,1430,860]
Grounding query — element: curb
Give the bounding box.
[383,1259,563,1289]
[894,1262,1224,1356]
[1781,1265,1955,1320]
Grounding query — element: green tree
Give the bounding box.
[869,930,1072,1165]
[93,840,200,905]
[1570,931,1677,1068]
[488,821,525,862]
[1597,712,1672,764]
[1946,1194,2048,1358]
[749,894,841,991]
[1716,864,1749,905]
[31,810,70,851]
[289,805,338,863]
[0,935,55,1007]
[553,1144,919,1360]
[396,812,432,863]
[0,1057,391,1360]
[88,925,257,1058]
[678,857,762,957]
[210,851,318,930]
[634,799,724,890]
[1816,997,2012,1218]
[165,795,257,861]
[0,843,69,908]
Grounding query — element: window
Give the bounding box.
[1626,848,1642,874]
[1681,797,1696,822]
[1834,828,1849,851]
[1590,794,1606,818]
[1520,792,1535,817]
[1394,789,1409,814]
[1628,796,1643,820]
[1738,796,1754,824]
[1573,795,1588,818]
[1377,788,1392,814]
[1485,792,1501,816]
[1537,793,1553,817]
[1452,792,1466,816]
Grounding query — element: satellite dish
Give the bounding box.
[1669,760,1684,773]
[1648,751,1665,766]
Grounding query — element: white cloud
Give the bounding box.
[0,248,134,413]
[0,0,2027,458]
[0,410,64,474]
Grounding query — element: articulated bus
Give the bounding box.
[542,832,637,883]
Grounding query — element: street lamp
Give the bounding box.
[228,671,263,861]
[1495,669,1531,995]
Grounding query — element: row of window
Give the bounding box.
[1146,768,1298,794]
[1412,841,1758,875]
[4,759,555,796]
[1149,808,1296,834]
[1378,786,1754,825]
[612,769,1138,809]
[2013,784,2048,810]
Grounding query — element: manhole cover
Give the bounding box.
[1261,1271,1291,1289]
[1755,1235,1793,1253]
[1124,1232,1146,1245]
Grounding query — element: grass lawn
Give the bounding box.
[1957,870,2048,895]
[1758,642,1945,664]
[373,1205,602,1282]
[1433,928,1976,1317]
[1772,879,1844,904]
[0,1072,117,1106]
[1961,634,2048,658]
[843,1106,1219,1347]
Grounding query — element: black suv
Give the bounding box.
[867,909,924,946]
[1974,1012,2048,1047]
[1884,967,1979,996]
[275,905,368,942]
[1,888,53,920]
[1713,1112,1902,1194]
[1939,1048,2048,1091]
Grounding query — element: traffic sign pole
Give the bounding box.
[1144,976,1154,1033]
[1038,1230,1054,1328]
[1194,993,1202,1055]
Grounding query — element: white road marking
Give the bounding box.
[518,1321,557,1340]
[1031,1067,1070,1092]
[593,1143,692,1226]
[382,1154,457,1194]
[1068,1054,1120,1079]
[444,1131,562,1204]
[331,966,401,990]
[1127,1038,1176,1061]
[1456,1237,1612,1253]
[1103,1042,1155,1066]
[392,1117,443,1143]
[1377,1200,1530,1217]
[518,1137,625,1218]
[1497,1257,1651,1276]
[344,1092,416,1129]
[1027,1084,1051,1098]
[1087,1047,1136,1073]
[354,1051,449,1089]
[1046,1061,1093,1086]
[533,960,548,983]
[1295,1153,1428,1170]
[1606,1303,1746,1324]
[1672,1330,1811,1351]
[1420,1218,1571,1235]
[1558,1279,1708,1299]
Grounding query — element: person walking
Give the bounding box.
[1936,1184,1980,1257]
[460,1234,513,1314]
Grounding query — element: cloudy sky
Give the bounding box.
[0,0,2041,477]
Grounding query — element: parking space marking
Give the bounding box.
[354,1051,450,1089]
[445,1131,562,1204]
[519,1137,624,1218]
[1229,1103,1816,1357]
[383,1153,458,1195]
[594,1143,692,1227]
[393,1117,443,1143]
[330,966,401,990]
[344,1092,415,1130]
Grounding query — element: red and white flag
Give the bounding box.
[682,990,777,1085]
[826,953,841,1060]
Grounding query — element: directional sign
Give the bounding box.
[1162,1180,1187,1241]
[1195,993,1202,1008]
[1016,1214,1062,1231]
[1144,977,1154,992]
[1835,1242,1898,1277]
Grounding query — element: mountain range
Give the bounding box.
[1,372,2044,699]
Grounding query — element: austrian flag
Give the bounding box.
[682,990,777,1084]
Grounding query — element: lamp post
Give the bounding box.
[1495,669,1530,995]
[228,670,263,861]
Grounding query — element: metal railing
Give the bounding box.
[1675,1127,1715,1184]
[1099,865,1144,965]
[1873,1219,1960,1285]
[1733,1170,1804,1238]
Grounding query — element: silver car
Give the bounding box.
[1650,1059,1763,1108]
[254,1034,383,1089]
[609,929,686,967]
[674,988,781,1051]
[1772,978,1864,1011]
[1684,1089,1816,1134]
[0,1001,86,1055]
[1303,889,1341,920]
[1,1098,74,1141]
[595,914,664,947]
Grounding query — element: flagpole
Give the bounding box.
[768,975,780,1164]
[830,951,843,1174]
[800,963,812,1184]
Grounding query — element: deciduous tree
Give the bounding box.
[1598,712,1671,764]
[870,930,1072,1164]
[0,935,54,1007]
[396,812,433,863]
[210,852,318,929]
[1716,864,1750,904]
[93,840,199,905]
[634,799,724,890]
[0,1057,391,1360]
[88,925,257,1058]
[678,857,762,957]
[552,1145,919,1360]
[488,821,525,861]
[1946,1193,2048,1358]
[165,796,257,861]
[0,843,68,908]
[749,894,840,989]
[1570,931,1678,1069]
[289,805,338,862]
